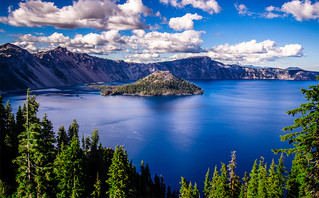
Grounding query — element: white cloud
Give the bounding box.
[125,53,160,62]
[169,13,203,31]
[0,0,152,30]
[160,0,221,14]
[13,29,204,55]
[0,29,5,33]
[234,4,252,16]
[281,0,319,21]
[239,0,319,21]
[170,40,304,64]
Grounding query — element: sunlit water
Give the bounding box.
[3,80,317,191]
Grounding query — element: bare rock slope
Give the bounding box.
[1,43,318,92]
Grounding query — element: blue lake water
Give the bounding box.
[3,80,317,191]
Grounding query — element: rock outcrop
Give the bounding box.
[1,43,318,92]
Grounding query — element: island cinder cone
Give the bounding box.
[91,70,204,96]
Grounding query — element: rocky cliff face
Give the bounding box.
[0,43,318,92]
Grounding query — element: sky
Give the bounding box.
[0,0,318,71]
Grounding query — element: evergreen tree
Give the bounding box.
[228,151,241,198]
[0,179,7,197]
[239,172,249,198]
[106,145,132,198]
[286,153,309,198]
[91,173,101,198]
[193,182,199,198]
[54,136,84,198]
[167,186,172,198]
[179,177,189,197]
[68,119,79,143]
[274,77,319,196]
[203,168,210,198]
[276,154,285,197]
[268,159,281,198]
[215,163,230,198]
[160,175,166,197]
[247,159,258,198]
[210,165,219,198]
[81,133,85,151]
[91,128,100,152]
[257,157,268,198]
[57,125,67,152]
[14,90,51,197]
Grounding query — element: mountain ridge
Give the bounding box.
[1,43,318,92]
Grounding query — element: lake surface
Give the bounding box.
[3,80,317,191]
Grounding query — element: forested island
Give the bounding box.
[89,71,204,96]
[1,79,319,197]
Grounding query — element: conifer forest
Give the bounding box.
[0,78,319,198]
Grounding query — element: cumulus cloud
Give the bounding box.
[13,29,204,56]
[0,0,152,30]
[125,53,160,62]
[170,40,304,64]
[281,0,319,21]
[160,0,221,14]
[169,13,203,31]
[234,4,252,16]
[237,0,319,21]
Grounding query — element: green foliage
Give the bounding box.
[203,168,210,197]
[91,173,102,198]
[98,71,204,96]
[215,163,230,198]
[0,179,7,197]
[274,77,319,196]
[106,145,133,198]
[228,151,241,198]
[54,136,84,198]
[257,157,268,198]
[57,125,67,152]
[247,159,258,198]
[210,165,219,198]
[68,119,79,143]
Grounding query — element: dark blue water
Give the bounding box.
[3,80,317,191]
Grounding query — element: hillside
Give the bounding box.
[91,71,203,96]
[1,43,318,92]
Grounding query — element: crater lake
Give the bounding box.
[3,80,317,191]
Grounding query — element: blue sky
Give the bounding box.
[0,0,318,71]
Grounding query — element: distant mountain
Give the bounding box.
[92,70,203,96]
[285,67,304,71]
[241,65,265,69]
[1,43,318,92]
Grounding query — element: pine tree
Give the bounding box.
[54,136,84,198]
[210,165,219,198]
[228,151,241,198]
[193,182,199,198]
[239,172,249,198]
[106,145,132,198]
[274,77,319,197]
[179,177,189,197]
[57,125,67,152]
[0,179,7,197]
[203,168,210,198]
[167,186,172,198]
[276,154,285,197]
[91,173,101,198]
[91,128,99,152]
[160,175,166,197]
[257,157,268,198]
[215,163,230,198]
[68,119,79,143]
[268,159,281,198]
[14,90,51,197]
[247,159,258,198]
[286,153,310,198]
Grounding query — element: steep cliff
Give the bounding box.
[1,43,318,92]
